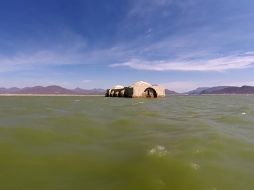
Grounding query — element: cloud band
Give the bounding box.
[110,52,254,72]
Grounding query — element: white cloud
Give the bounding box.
[0,50,80,72]
[0,29,90,72]
[110,52,254,72]
[0,38,140,72]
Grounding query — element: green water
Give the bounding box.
[0,96,254,190]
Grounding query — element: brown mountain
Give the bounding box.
[0,85,105,95]
[200,86,254,94]
[165,89,178,95]
[72,88,105,95]
[0,87,20,93]
[17,85,74,94]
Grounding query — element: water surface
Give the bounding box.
[0,96,254,190]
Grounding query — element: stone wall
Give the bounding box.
[105,81,165,98]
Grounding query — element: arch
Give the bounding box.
[110,90,114,97]
[114,90,119,97]
[119,89,125,97]
[144,88,157,98]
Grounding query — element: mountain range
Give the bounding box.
[1,85,254,95]
[0,85,105,95]
[0,85,178,95]
[186,85,254,95]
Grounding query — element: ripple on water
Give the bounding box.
[132,101,144,105]
[190,162,200,170]
[1,96,254,190]
[148,145,168,157]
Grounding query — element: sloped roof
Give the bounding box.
[130,81,151,87]
[112,85,124,89]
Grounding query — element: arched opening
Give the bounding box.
[110,90,114,97]
[119,89,125,97]
[144,88,157,98]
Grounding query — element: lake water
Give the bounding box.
[0,96,254,190]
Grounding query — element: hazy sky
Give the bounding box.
[1,0,254,92]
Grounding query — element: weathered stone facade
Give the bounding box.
[105,81,165,98]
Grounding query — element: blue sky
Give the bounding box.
[1,0,254,92]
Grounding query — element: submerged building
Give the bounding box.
[105,81,165,98]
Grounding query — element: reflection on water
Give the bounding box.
[0,96,254,190]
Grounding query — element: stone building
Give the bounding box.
[105,81,165,98]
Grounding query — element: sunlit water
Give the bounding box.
[0,96,254,190]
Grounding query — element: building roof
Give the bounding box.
[112,85,124,89]
[130,81,151,87]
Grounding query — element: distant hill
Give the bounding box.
[187,86,254,95]
[165,89,178,95]
[2,85,253,95]
[186,87,209,95]
[0,86,176,95]
[199,86,231,94]
[201,85,254,94]
[0,85,105,95]
[18,86,74,94]
[72,88,105,95]
[0,87,20,94]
